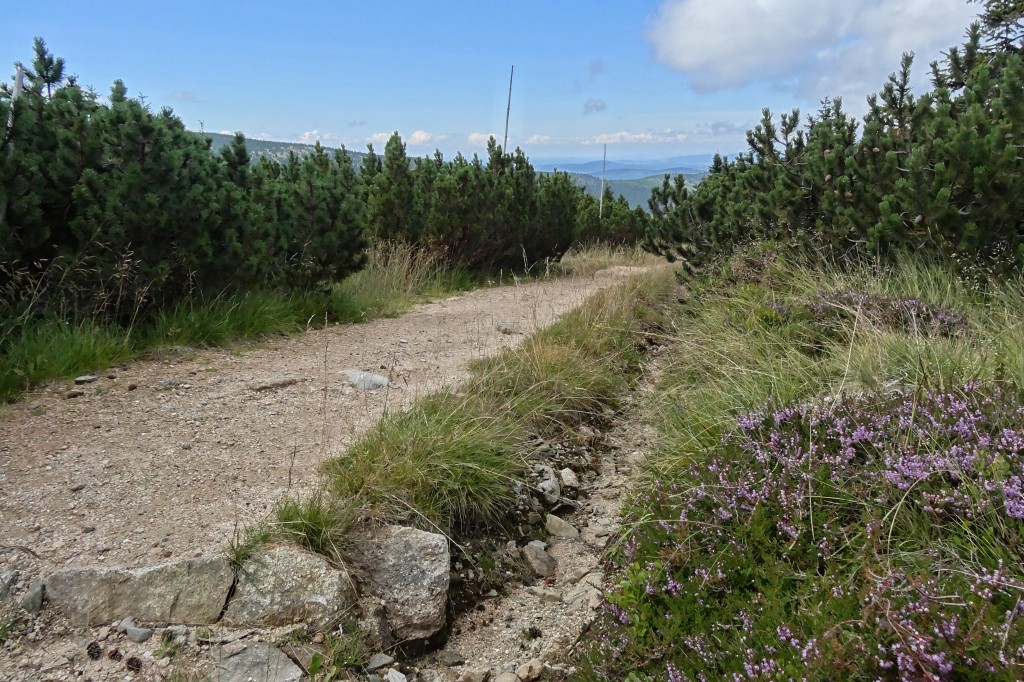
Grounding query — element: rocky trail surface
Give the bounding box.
[0,266,659,681]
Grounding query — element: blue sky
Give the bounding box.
[5,1,980,161]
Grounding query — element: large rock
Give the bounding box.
[211,641,303,682]
[360,526,450,640]
[222,545,357,628]
[45,555,232,624]
[340,369,390,390]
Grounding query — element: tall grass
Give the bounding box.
[578,244,1024,680]
[275,268,676,545]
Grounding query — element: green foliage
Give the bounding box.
[645,26,1024,273]
[360,134,583,269]
[578,247,1024,680]
[0,38,367,338]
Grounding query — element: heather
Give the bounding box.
[576,248,1024,680]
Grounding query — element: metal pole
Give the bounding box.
[502,65,514,153]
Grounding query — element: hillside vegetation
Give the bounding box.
[575,4,1024,679]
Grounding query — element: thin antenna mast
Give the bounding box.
[599,143,607,220]
[503,65,514,152]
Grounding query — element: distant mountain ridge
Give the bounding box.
[202,132,367,167]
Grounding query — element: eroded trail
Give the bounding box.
[0,268,646,578]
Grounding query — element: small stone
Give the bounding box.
[387,670,408,682]
[126,625,154,643]
[559,468,579,488]
[127,383,138,391]
[525,586,563,603]
[82,526,95,533]
[70,483,86,492]
[21,581,43,614]
[494,674,519,682]
[116,617,135,633]
[458,669,490,682]
[526,512,542,525]
[65,389,86,399]
[495,321,518,335]
[75,375,100,385]
[311,632,324,644]
[521,545,556,578]
[366,653,396,672]
[544,514,579,539]
[516,658,544,681]
[339,369,389,390]
[438,650,466,666]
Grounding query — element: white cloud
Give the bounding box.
[525,134,553,145]
[408,130,435,145]
[467,132,497,145]
[368,132,393,144]
[298,130,344,145]
[647,0,979,103]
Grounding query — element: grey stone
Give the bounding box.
[526,586,563,603]
[360,526,449,641]
[74,375,100,385]
[386,670,408,682]
[420,671,446,682]
[0,570,19,601]
[116,616,135,633]
[125,625,154,643]
[211,641,303,682]
[494,674,519,682]
[534,466,560,506]
[65,389,86,399]
[438,649,466,666]
[222,545,357,628]
[516,659,544,681]
[559,468,579,489]
[526,511,543,525]
[45,555,233,624]
[340,369,389,390]
[458,669,490,682]
[366,652,396,672]
[21,581,43,614]
[544,514,579,539]
[166,624,189,643]
[520,545,556,578]
[495,320,519,335]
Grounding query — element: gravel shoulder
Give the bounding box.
[0,268,647,578]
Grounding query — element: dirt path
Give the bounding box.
[0,267,647,578]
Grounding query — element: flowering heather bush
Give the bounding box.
[584,382,1024,680]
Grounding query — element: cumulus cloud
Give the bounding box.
[647,0,978,101]
[525,134,553,145]
[408,130,435,145]
[467,132,497,145]
[588,59,606,76]
[368,132,393,144]
[584,98,608,115]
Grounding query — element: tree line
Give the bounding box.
[0,39,646,331]
[645,1,1024,273]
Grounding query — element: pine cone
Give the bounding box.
[86,641,102,660]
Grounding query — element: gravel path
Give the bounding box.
[0,268,647,578]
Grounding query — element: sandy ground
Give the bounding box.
[0,267,647,577]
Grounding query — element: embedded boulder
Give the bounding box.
[211,641,303,682]
[222,545,358,628]
[360,525,450,640]
[44,555,233,624]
